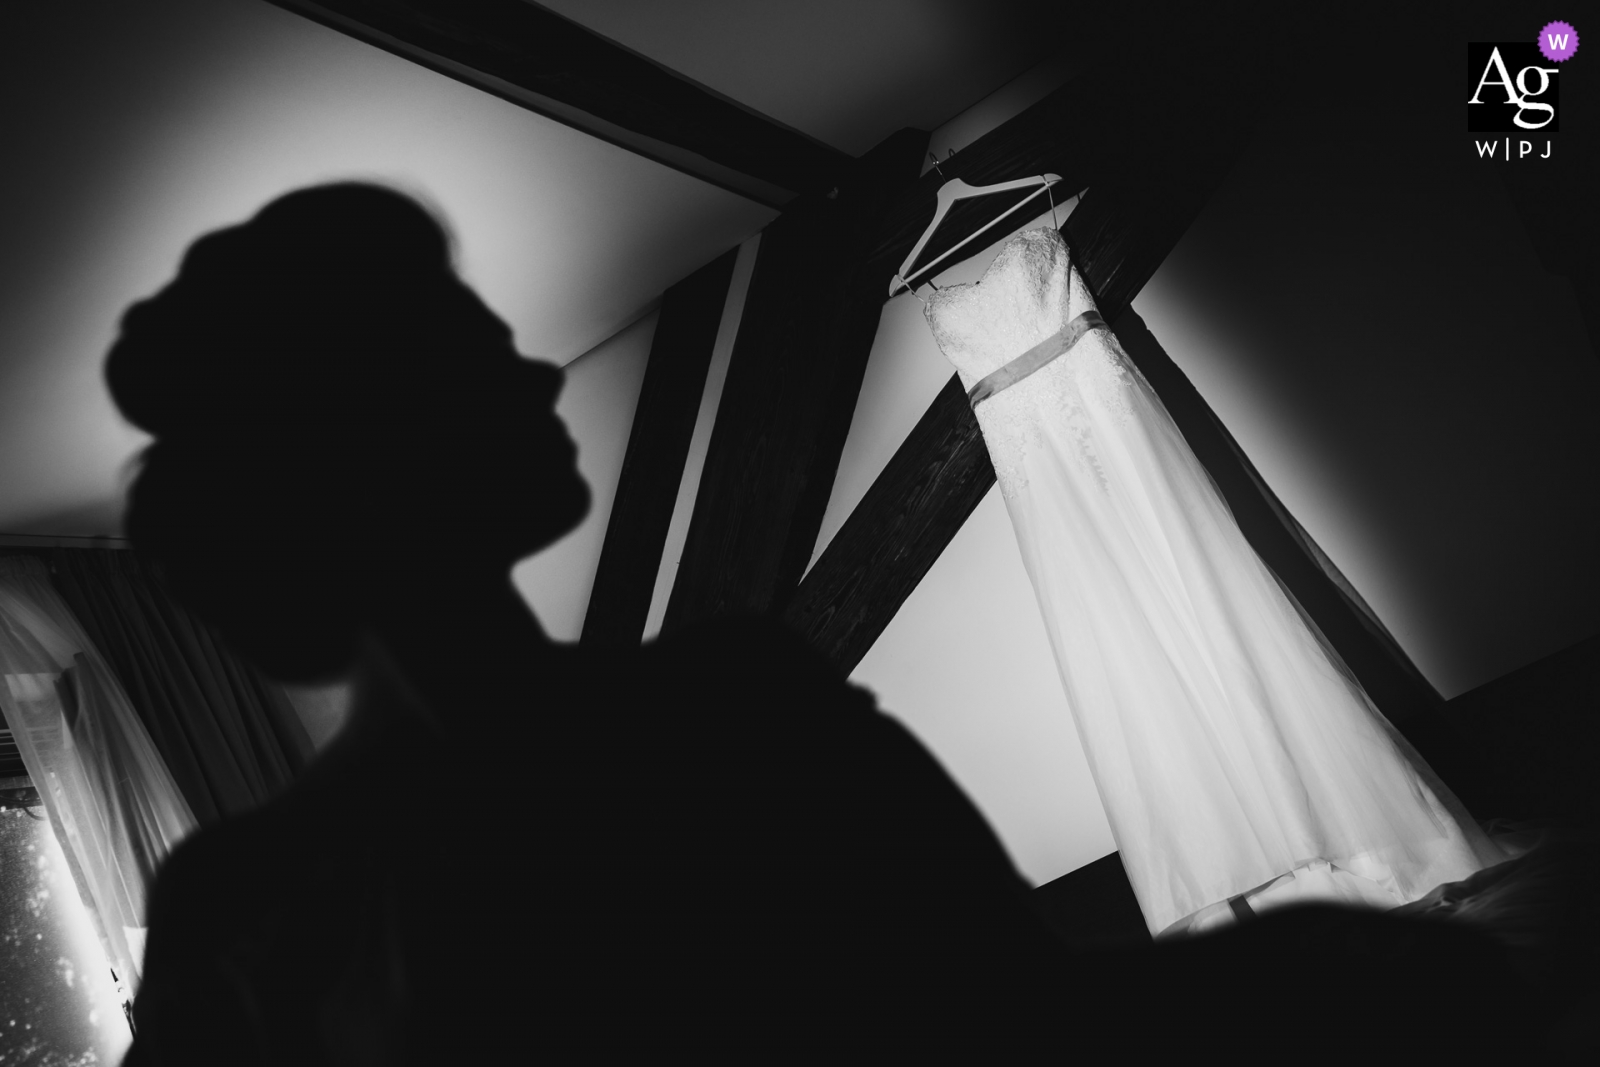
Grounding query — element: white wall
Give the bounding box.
[853,487,1118,883]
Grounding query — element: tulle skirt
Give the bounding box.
[983,323,1505,935]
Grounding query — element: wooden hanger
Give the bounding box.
[889,173,1069,298]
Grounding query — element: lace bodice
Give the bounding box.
[924,227,1133,495]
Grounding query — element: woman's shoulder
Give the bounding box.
[132,801,292,1049]
[634,614,1030,877]
[148,805,278,910]
[143,726,403,957]
[134,747,423,1050]
[141,798,322,988]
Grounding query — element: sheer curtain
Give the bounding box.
[0,555,196,999]
[48,548,313,824]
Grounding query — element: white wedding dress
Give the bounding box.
[924,227,1505,935]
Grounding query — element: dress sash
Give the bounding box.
[967,310,1107,409]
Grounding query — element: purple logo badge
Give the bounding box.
[1539,21,1579,62]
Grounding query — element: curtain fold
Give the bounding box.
[48,549,312,827]
[0,555,197,995]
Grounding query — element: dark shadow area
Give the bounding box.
[1032,851,1150,950]
[1441,634,1600,825]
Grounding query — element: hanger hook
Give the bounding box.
[927,152,944,177]
[891,273,935,308]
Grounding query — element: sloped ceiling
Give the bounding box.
[535,0,1060,155]
[0,0,1063,539]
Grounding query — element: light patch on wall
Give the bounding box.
[514,312,660,642]
[281,681,355,753]
[852,486,1116,887]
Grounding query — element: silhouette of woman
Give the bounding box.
[109,184,1068,1064]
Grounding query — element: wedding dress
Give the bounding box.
[924,226,1505,935]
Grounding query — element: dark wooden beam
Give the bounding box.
[580,249,738,648]
[781,372,989,673]
[658,129,930,635]
[782,55,1270,675]
[265,0,852,206]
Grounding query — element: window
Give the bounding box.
[0,780,132,1066]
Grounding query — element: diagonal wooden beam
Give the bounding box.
[580,249,738,648]
[783,369,992,671]
[265,0,852,205]
[782,55,1268,673]
[658,128,930,635]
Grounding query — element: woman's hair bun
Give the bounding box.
[106,182,462,438]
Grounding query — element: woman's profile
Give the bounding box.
[108,184,1067,1064]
